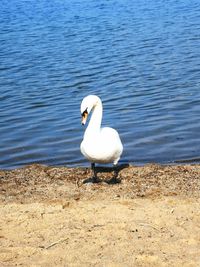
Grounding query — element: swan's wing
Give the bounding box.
[100,127,123,154]
[100,127,122,144]
[81,127,123,164]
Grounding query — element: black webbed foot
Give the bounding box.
[83,163,101,184]
[106,168,121,184]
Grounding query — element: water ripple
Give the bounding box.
[1,0,200,169]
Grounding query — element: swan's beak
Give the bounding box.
[81,111,88,125]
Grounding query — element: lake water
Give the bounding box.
[1,0,200,169]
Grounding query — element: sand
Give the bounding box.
[0,164,200,266]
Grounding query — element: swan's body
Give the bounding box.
[81,126,122,164]
[80,95,123,182]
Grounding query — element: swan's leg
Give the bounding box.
[107,164,121,184]
[91,163,96,179]
[91,163,101,183]
[113,166,121,183]
[113,168,118,179]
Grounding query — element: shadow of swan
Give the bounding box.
[83,163,129,184]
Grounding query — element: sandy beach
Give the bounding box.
[0,164,200,266]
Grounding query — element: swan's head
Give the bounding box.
[80,95,101,125]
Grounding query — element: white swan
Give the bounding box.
[80,95,123,183]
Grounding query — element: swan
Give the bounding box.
[80,95,123,183]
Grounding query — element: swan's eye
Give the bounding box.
[81,108,88,117]
[81,109,88,125]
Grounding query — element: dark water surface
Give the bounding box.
[1,0,200,169]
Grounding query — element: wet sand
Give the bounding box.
[0,164,200,266]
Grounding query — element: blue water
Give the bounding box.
[1,0,200,169]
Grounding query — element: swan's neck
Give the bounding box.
[84,102,102,138]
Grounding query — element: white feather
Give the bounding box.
[80,95,123,165]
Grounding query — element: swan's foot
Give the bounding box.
[92,176,102,183]
[83,163,101,184]
[106,168,121,184]
[106,177,121,184]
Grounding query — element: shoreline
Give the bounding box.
[1,163,200,203]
